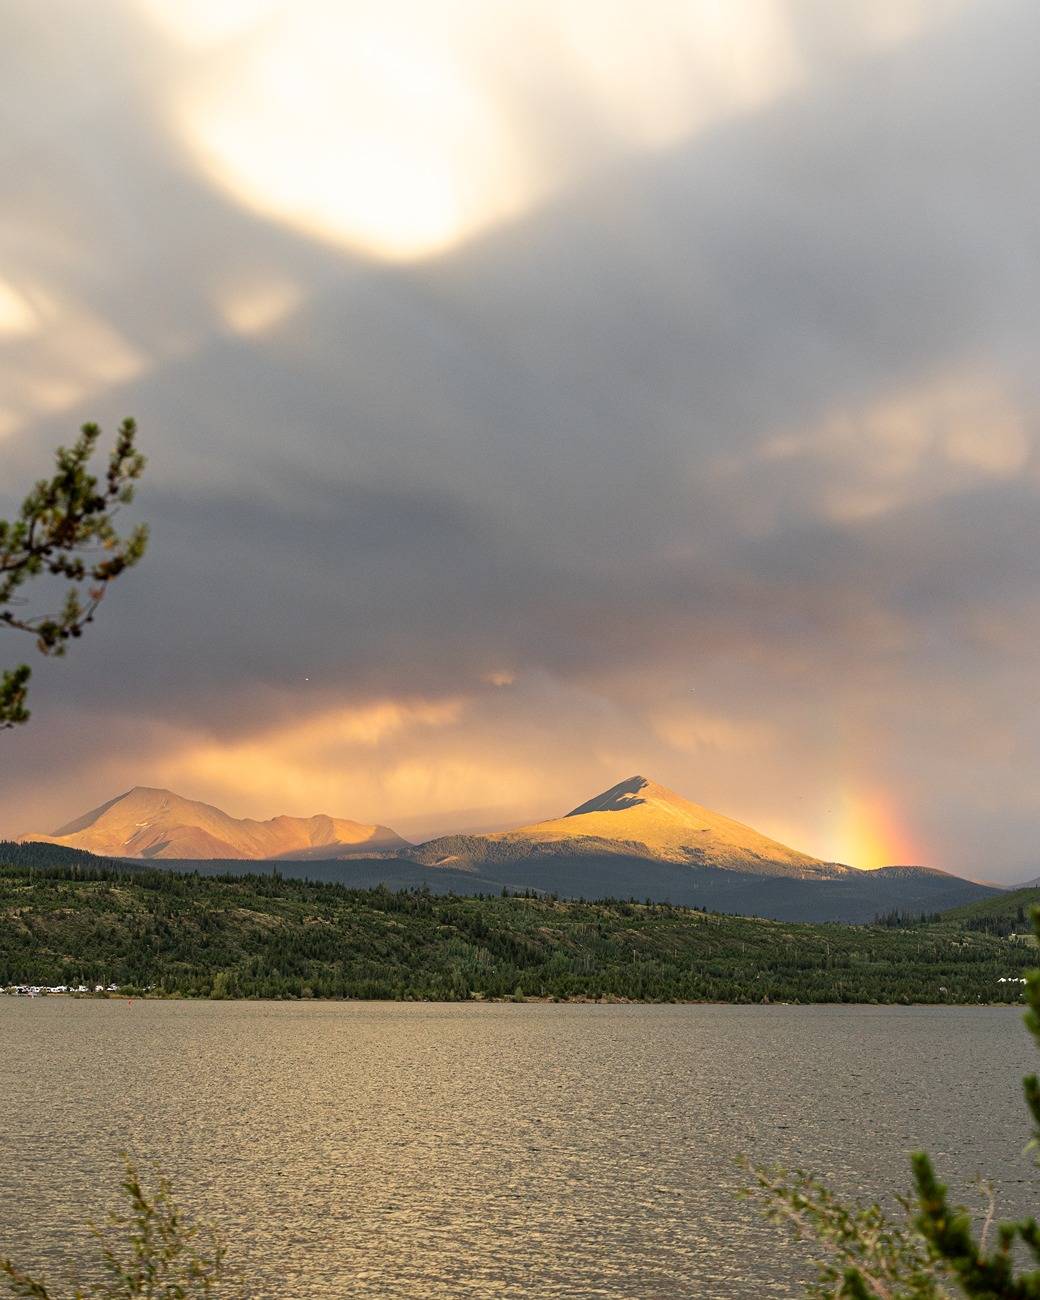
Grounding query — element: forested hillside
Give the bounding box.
[0,835,997,925]
[0,840,127,870]
[912,886,1040,937]
[0,858,1032,1003]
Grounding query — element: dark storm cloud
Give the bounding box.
[2,0,1040,874]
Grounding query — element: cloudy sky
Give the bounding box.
[1,0,1038,879]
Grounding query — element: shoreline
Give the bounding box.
[1,989,1026,1008]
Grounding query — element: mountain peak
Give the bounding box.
[567,775,666,817]
[490,774,846,878]
[24,786,410,860]
[408,772,853,880]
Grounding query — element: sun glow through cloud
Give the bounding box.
[169,0,804,261]
[137,694,563,835]
[174,3,535,261]
[148,0,969,264]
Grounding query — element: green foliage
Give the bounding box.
[0,841,126,871]
[0,852,1034,1003]
[746,906,1040,1297]
[741,1162,955,1298]
[0,1156,227,1298]
[0,665,30,728]
[1,419,147,728]
[930,889,1040,940]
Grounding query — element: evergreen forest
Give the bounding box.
[1,848,1036,1004]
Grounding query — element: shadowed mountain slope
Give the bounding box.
[6,834,998,924]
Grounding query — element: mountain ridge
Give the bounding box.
[14,775,1000,922]
[23,786,409,861]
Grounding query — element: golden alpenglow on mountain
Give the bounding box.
[27,774,828,869]
[3,2,1039,1297]
[485,775,841,874]
[22,786,409,860]
[19,775,995,924]
[410,774,844,873]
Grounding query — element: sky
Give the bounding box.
[1,0,1038,879]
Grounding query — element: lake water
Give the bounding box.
[1,1000,1037,1298]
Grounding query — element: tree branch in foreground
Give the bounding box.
[1,419,147,729]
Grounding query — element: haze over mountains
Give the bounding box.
[19,775,998,923]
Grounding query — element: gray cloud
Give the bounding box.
[2,0,1039,877]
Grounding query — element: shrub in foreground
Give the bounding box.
[746,907,1040,1297]
[1,1158,228,1299]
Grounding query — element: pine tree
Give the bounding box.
[1,419,147,728]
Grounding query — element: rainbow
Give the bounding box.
[823,787,923,871]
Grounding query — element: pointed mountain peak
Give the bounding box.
[51,788,161,837]
[566,775,679,818]
[476,773,841,877]
[51,786,203,837]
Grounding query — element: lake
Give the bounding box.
[1,1000,1036,1297]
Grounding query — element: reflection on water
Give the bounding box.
[0,1001,1035,1298]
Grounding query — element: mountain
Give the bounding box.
[20,787,409,860]
[18,776,998,923]
[398,776,995,920]
[411,775,848,877]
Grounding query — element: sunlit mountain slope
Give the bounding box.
[21,786,408,860]
[411,775,849,878]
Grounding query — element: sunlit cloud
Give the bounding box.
[543,0,802,149]
[651,703,775,757]
[153,696,465,813]
[149,0,974,263]
[748,367,1031,524]
[380,756,541,822]
[175,2,535,261]
[0,287,147,439]
[135,0,280,47]
[856,0,974,45]
[0,279,37,336]
[217,276,304,336]
[124,691,577,836]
